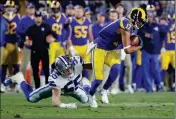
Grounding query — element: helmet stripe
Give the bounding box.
[59,56,68,66]
[137,8,146,19]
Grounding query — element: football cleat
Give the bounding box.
[110,88,120,95]
[0,84,6,93]
[101,89,109,104]
[88,95,98,108]
[4,72,25,86]
[127,85,134,94]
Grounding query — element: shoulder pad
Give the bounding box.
[71,56,84,65]
[119,17,133,33]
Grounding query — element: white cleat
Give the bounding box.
[88,95,98,108]
[0,84,6,93]
[101,89,109,104]
[110,88,120,95]
[14,84,22,93]
[127,85,134,94]
[9,72,25,84]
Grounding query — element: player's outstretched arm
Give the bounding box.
[52,88,77,108]
[52,88,61,107]
[119,28,141,54]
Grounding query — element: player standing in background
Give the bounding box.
[1,0,20,92]
[160,10,175,91]
[92,11,106,39]
[46,1,69,65]
[108,9,118,23]
[88,8,147,108]
[17,2,35,81]
[4,56,91,108]
[65,4,74,18]
[84,7,92,22]
[0,4,7,93]
[67,5,93,81]
[137,9,168,92]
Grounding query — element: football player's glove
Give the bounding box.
[128,7,148,30]
[69,46,78,56]
[59,103,77,108]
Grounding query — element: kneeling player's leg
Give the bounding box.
[4,72,52,103]
[4,72,33,100]
[81,77,91,94]
[103,50,121,90]
[28,84,52,103]
[89,47,107,96]
[71,85,89,103]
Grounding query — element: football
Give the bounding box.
[130,35,140,46]
[46,34,55,43]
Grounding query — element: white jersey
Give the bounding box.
[48,56,84,93]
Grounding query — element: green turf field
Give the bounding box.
[1,92,175,118]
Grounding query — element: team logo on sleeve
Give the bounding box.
[41,27,45,31]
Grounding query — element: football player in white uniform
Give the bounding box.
[4,56,91,108]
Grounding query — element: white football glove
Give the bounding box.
[69,46,78,56]
[121,49,126,60]
[86,42,97,55]
[59,103,77,109]
[161,47,166,53]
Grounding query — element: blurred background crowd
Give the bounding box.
[0,0,175,94]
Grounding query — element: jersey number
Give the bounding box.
[5,22,17,34]
[74,26,88,38]
[72,57,79,65]
[52,23,62,35]
[64,75,81,92]
[125,23,132,30]
[167,32,175,44]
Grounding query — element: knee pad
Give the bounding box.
[29,93,40,103]
[74,87,89,103]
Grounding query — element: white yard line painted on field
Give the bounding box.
[79,102,175,107]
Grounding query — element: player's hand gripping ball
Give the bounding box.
[130,35,140,46]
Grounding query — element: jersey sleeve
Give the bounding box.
[71,56,84,73]
[119,18,133,33]
[48,71,59,88]
[71,56,84,65]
